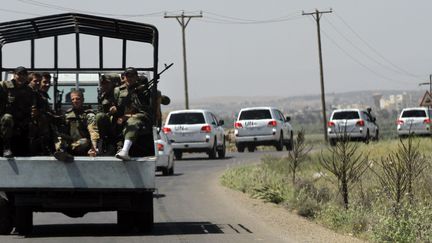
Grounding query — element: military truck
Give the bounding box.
[0,13,162,235]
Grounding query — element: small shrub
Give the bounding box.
[317,204,369,235]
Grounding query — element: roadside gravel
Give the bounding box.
[212,173,366,243]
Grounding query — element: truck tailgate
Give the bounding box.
[0,156,156,191]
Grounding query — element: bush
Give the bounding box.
[317,204,369,235]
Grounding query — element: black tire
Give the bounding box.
[329,138,337,146]
[247,145,255,152]
[174,151,182,160]
[0,198,12,235]
[364,130,370,144]
[374,130,379,141]
[168,165,174,175]
[286,132,294,151]
[15,207,33,235]
[208,138,217,159]
[117,210,134,233]
[236,144,245,153]
[217,138,226,159]
[161,167,169,176]
[275,132,283,151]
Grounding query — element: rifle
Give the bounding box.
[134,63,174,95]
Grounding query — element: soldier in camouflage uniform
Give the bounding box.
[95,74,120,154]
[54,90,99,161]
[112,67,152,161]
[0,66,37,157]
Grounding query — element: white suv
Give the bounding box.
[163,109,226,160]
[234,107,294,152]
[327,108,379,145]
[397,107,432,137]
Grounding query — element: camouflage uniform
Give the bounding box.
[95,88,118,153]
[0,79,36,156]
[114,82,152,142]
[57,107,100,155]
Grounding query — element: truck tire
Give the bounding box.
[135,193,154,233]
[236,144,245,153]
[161,167,169,176]
[15,207,32,235]
[217,138,226,159]
[117,210,134,233]
[0,198,12,235]
[247,145,255,152]
[275,132,283,151]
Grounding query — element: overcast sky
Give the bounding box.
[1,0,431,102]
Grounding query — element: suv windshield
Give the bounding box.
[332,111,360,120]
[401,110,427,118]
[239,109,271,120]
[168,113,205,125]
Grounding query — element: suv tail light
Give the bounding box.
[267,120,277,127]
[397,119,404,125]
[157,143,164,151]
[424,118,431,124]
[327,121,335,127]
[162,127,172,134]
[201,125,212,133]
[234,122,243,128]
[356,120,365,127]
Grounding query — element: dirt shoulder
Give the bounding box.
[211,172,365,243]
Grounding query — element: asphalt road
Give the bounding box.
[0,150,294,243]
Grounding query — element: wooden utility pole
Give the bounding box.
[165,11,202,109]
[419,74,432,93]
[302,9,332,142]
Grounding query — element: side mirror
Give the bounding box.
[219,120,224,126]
[286,116,291,122]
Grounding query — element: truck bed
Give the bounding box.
[0,156,156,192]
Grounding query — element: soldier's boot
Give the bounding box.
[115,139,132,161]
[54,149,74,162]
[2,141,13,158]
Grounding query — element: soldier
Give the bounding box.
[28,72,42,91]
[112,67,152,161]
[0,66,36,157]
[95,74,120,154]
[54,90,99,161]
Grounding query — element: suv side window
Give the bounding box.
[362,111,371,122]
[277,110,285,122]
[210,113,218,126]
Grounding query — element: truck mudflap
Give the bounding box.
[0,156,156,191]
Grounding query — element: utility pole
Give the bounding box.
[165,11,203,109]
[419,74,432,93]
[302,9,332,142]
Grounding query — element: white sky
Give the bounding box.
[1,0,431,102]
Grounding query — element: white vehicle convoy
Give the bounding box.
[234,107,294,152]
[155,130,175,176]
[163,110,226,160]
[397,107,432,137]
[327,108,379,145]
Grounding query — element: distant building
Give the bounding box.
[379,92,409,111]
[372,93,382,108]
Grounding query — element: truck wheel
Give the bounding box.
[208,139,217,159]
[236,144,245,153]
[0,198,12,235]
[117,210,134,233]
[247,145,255,152]
[161,167,169,176]
[135,193,154,233]
[174,151,182,160]
[218,138,226,159]
[275,132,283,151]
[15,207,33,235]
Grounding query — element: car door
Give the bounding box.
[274,109,287,140]
[210,112,224,146]
[362,111,376,136]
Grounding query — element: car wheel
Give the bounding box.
[374,130,379,141]
[161,167,169,176]
[364,130,370,144]
[329,138,337,146]
[247,145,255,152]
[286,132,294,151]
[0,198,13,235]
[168,165,174,175]
[15,207,33,235]
[275,132,283,151]
[174,151,182,160]
[208,138,217,159]
[217,138,226,159]
[236,144,245,153]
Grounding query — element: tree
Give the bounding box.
[286,129,312,185]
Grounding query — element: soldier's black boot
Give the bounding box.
[54,149,74,162]
[3,142,13,158]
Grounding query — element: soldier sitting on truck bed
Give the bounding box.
[0,66,39,157]
[112,67,153,161]
[54,90,100,161]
